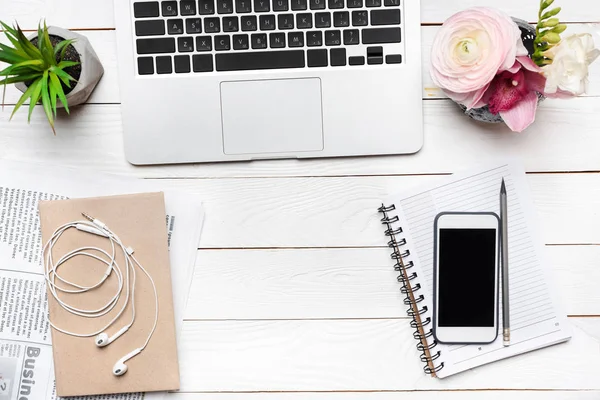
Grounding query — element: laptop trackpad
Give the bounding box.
[220,78,324,155]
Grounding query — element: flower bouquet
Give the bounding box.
[430,0,599,132]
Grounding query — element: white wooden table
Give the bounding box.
[2,0,600,398]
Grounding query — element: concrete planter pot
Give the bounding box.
[15,26,104,107]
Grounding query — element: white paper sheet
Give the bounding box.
[0,161,204,400]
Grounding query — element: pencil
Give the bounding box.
[500,179,510,346]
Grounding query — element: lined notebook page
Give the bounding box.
[387,163,571,378]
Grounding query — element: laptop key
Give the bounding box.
[218,0,234,13]
[384,0,400,5]
[196,36,213,51]
[270,32,286,48]
[296,13,312,29]
[254,0,271,11]
[325,30,341,45]
[260,15,276,30]
[136,37,176,54]
[186,18,202,33]
[348,55,364,65]
[178,37,195,52]
[315,12,331,28]
[288,32,304,47]
[193,54,214,72]
[175,55,191,72]
[215,50,305,71]
[167,19,184,34]
[307,49,328,67]
[278,14,294,29]
[180,0,197,15]
[366,0,381,6]
[236,0,252,13]
[343,29,359,45]
[215,35,231,50]
[307,31,323,47]
[386,54,402,64]
[162,1,178,16]
[199,0,215,14]
[156,55,173,73]
[137,57,155,74]
[252,33,268,49]
[328,0,344,9]
[333,11,350,27]
[241,15,258,31]
[309,0,325,10]
[273,0,289,11]
[135,20,165,36]
[233,34,250,50]
[205,17,221,32]
[223,16,239,32]
[330,48,346,66]
[371,9,400,25]
[362,27,401,44]
[291,0,308,10]
[347,0,363,8]
[352,11,367,26]
[134,2,160,18]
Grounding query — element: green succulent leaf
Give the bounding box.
[48,74,58,116]
[53,39,74,58]
[40,70,55,134]
[57,60,80,69]
[10,80,38,120]
[49,71,69,114]
[0,73,44,85]
[27,78,43,123]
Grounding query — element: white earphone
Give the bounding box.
[42,213,159,377]
[95,325,131,347]
[113,348,143,376]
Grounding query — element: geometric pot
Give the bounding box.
[15,26,104,108]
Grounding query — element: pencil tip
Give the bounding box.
[501,178,506,194]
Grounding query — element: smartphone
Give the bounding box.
[433,212,500,344]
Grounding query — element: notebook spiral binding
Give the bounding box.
[378,204,444,376]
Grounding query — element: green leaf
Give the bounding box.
[54,39,74,59]
[48,75,58,116]
[10,79,38,120]
[0,21,18,37]
[0,43,30,64]
[0,73,43,85]
[541,7,561,20]
[40,70,55,133]
[51,67,75,87]
[27,78,43,123]
[14,24,43,59]
[57,60,80,69]
[41,21,56,65]
[49,71,69,114]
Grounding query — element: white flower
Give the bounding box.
[543,33,600,97]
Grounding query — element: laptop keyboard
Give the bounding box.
[132,0,403,74]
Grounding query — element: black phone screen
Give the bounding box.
[437,228,497,327]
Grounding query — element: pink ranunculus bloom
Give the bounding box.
[430,7,528,109]
[482,56,547,132]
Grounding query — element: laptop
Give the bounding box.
[113,0,423,164]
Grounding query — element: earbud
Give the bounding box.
[112,348,142,376]
[95,325,130,347]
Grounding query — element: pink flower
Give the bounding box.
[430,7,528,109]
[482,56,546,132]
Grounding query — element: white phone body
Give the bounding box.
[433,212,500,344]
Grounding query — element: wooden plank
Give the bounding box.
[3,0,599,30]
[151,173,600,248]
[186,246,600,320]
[175,318,600,391]
[3,25,599,105]
[169,392,600,399]
[2,98,600,177]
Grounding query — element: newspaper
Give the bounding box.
[0,161,204,400]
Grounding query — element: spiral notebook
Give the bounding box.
[378,162,571,378]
